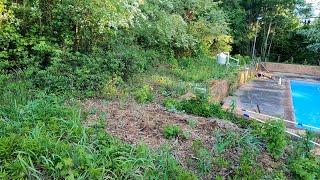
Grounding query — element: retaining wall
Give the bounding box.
[261,62,320,76]
[208,69,254,102]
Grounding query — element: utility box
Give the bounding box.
[216,53,227,65]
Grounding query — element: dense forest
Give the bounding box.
[1,0,319,89]
[0,0,320,179]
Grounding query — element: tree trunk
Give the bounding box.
[262,21,272,62]
[267,31,274,61]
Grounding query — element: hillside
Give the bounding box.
[1,0,320,179]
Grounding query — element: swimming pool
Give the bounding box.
[290,80,320,130]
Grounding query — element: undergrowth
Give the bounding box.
[163,93,320,179]
[0,78,194,179]
[163,125,183,139]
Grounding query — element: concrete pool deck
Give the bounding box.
[223,72,320,130]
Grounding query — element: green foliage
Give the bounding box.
[195,148,212,175]
[188,119,197,128]
[0,79,194,179]
[213,130,239,154]
[191,140,213,176]
[163,98,182,112]
[234,149,265,179]
[290,157,320,180]
[172,56,232,83]
[0,0,234,97]
[213,129,261,155]
[163,125,182,139]
[261,120,287,159]
[233,54,251,65]
[136,0,230,56]
[149,145,196,180]
[134,84,154,104]
[178,93,227,119]
[163,93,249,128]
[288,131,320,180]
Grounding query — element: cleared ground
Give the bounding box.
[82,99,278,178]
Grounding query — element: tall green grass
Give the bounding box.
[0,77,194,179]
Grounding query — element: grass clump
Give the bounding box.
[163,125,183,139]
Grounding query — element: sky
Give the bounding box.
[306,0,320,16]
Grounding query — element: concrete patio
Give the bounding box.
[223,70,320,130]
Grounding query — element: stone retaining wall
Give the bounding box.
[208,69,254,102]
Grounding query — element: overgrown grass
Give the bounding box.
[129,56,240,102]
[0,78,194,179]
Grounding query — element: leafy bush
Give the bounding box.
[289,157,320,180]
[179,94,226,119]
[163,98,182,112]
[261,120,287,159]
[288,131,320,180]
[163,125,182,139]
[134,84,154,103]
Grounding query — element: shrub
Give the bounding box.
[289,157,320,180]
[134,84,154,103]
[288,131,320,179]
[179,94,226,119]
[261,120,287,159]
[163,98,182,112]
[163,125,182,139]
[233,54,251,65]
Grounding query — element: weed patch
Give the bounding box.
[163,125,183,139]
[261,120,287,159]
[0,80,193,179]
[134,84,154,103]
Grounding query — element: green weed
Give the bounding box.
[134,85,154,104]
[288,131,320,179]
[163,125,182,139]
[261,120,287,159]
[188,119,197,128]
[0,80,193,179]
[234,149,265,179]
[212,157,230,168]
[192,140,205,152]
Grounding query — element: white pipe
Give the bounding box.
[242,109,320,131]
[243,114,320,147]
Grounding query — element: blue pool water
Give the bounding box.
[290,80,320,130]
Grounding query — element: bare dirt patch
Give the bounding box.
[82,99,241,147]
[82,99,277,177]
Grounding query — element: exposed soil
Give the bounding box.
[82,99,278,178]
